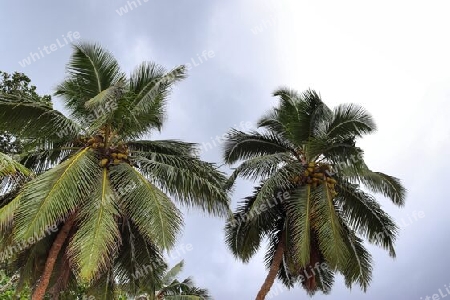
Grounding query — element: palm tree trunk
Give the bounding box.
[255,233,286,300]
[32,214,76,300]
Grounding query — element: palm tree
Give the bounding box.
[223,89,406,300]
[0,43,229,299]
[122,260,211,300]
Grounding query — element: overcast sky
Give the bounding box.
[1,1,450,299]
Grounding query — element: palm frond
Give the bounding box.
[135,154,230,217]
[20,141,81,174]
[84,81,124,110]
[225,185,283,263]
[314,185,349,268]
[248,164,300,216]
[340,224,372,291]
[225,153,294,190]
[109,163,183,250]
[114,218,166,296]
[285,186,313,266]
[55,43,125,120]
[339,163,406,206]
[162,260,184,285]
[0,94,81,141]
[0,152,30,178]
[272,88,331,144]
[127,140,197,157]
[68,168,121,282]
[335,181,397,257]
[116,64,186,138]
[256,109,286,139]
[326,104,376,140]
[0,194,21,232]
[223,129,293,165]
[359,171,406,206]
[12,148,99,243]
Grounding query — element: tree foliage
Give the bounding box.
[0,71,51,155]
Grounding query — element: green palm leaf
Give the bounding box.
[12,148,99,242]
[340,224,372,291]
[109,163,182,250]
[0,152,30,178]
[359,171,406,206]
[55,43,125,121]
[314,185,348,268]
[326,104,376,140]
[0,94,81,141]
[223,130,293,164]
[117,64,186,138]
[335,181,397,257]
[162,260,184,286]
[286,186,313,266]
[68,168,121,282]
[136,155,229,216]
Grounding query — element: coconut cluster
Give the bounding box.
[99,144,129,167]
[293,162,338,197]
[79,135,130,167]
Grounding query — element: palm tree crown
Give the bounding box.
[0,43,229,299]
[124,260,211,300]
[223,89,406,299]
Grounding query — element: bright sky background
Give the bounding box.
[1,1,450,299]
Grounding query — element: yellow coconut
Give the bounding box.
[117,153,127,160]
[100,158,109,167]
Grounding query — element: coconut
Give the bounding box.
[100,158,109,167]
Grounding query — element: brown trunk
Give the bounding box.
[32,214,76,300]
[305,237,320,291]
[48,250,72,299]
[255,233,286,300]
